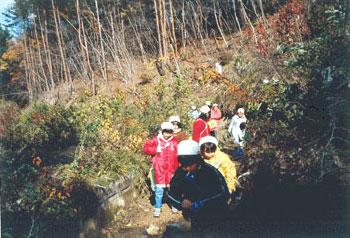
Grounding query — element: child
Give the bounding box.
[210,103,222,139]
[205,100,212,108]
[228,108,247,156]
[192,105,211,143]
[167,140,230,231]
[169,116,188,142]
[189,105,200,120]
[143,122,179,217]
[238,122,246,146]
[199,136,237,194]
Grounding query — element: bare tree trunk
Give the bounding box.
[211,29,220,49]
[250,0,260,19]
[33,15,49,91]
[128,16,147,64]
[190,2,208,55]
[213,1,228,48]
[39,9,55,90]
[181,0,186,54]
[169,0,178,57]
[107,12,124,77]
[27,216,35,238]
[52,0,72,94]
[163,0,168,59]
[138,7,159,55]
[232,0,243,39]
[159,0,168,59]
[95,0,108,87]
[22,27,33,103]
[257,0,268,26]
[57,8,74,95]
[239,0,257,44]
[28,39,42,93]
[102,6,132,82]
[153,0,163,57]
[76,0,96,95]
[189,10,198,47]
[195,0,209,39]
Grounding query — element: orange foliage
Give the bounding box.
[42,166,48,177]
[1,39,24,81]
[189,64,229,85]
[32,156,42,167]
[225,84,257,106]
[247,0,310,56]
[47,183,74,201]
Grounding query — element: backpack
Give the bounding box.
[208,119,217,131]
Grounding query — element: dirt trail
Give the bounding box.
[101,195,189,236]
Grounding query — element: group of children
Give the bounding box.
[190,101,247,155]
[143,103,247,229]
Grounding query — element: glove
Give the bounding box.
[192,201,203,211]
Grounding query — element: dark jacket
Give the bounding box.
[167,162,230,225]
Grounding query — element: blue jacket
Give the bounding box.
[167,161,230,222]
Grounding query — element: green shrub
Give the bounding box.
[1,101,77,236]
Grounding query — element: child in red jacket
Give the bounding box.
[143,122,179,217]
[192,105,211,143]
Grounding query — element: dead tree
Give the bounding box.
[52,0,73,95]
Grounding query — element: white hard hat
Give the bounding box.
[200,105,210,114]
[191,105,196,110]
[161,122,174,131]
[178,140,199,156]
[237,108,245,113]
[169,116,180,123]
[213,103,218,107]
[205,101,211,106]
[199,136,218,147]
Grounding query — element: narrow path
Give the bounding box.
[102,195,188,237]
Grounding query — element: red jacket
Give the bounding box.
[143,134,179,187]
[192,118,210,143]
[210,108,222,131]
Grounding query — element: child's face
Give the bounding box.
[181,163,200,173]
[238,112,244,118]
[163,131,173,140]
[203,151,215,160]
[172,122,179,131]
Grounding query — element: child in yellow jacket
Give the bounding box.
[199,136,237,193]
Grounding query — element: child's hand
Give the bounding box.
[181,199,193,209]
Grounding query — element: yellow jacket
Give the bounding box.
[204,149,237,193]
